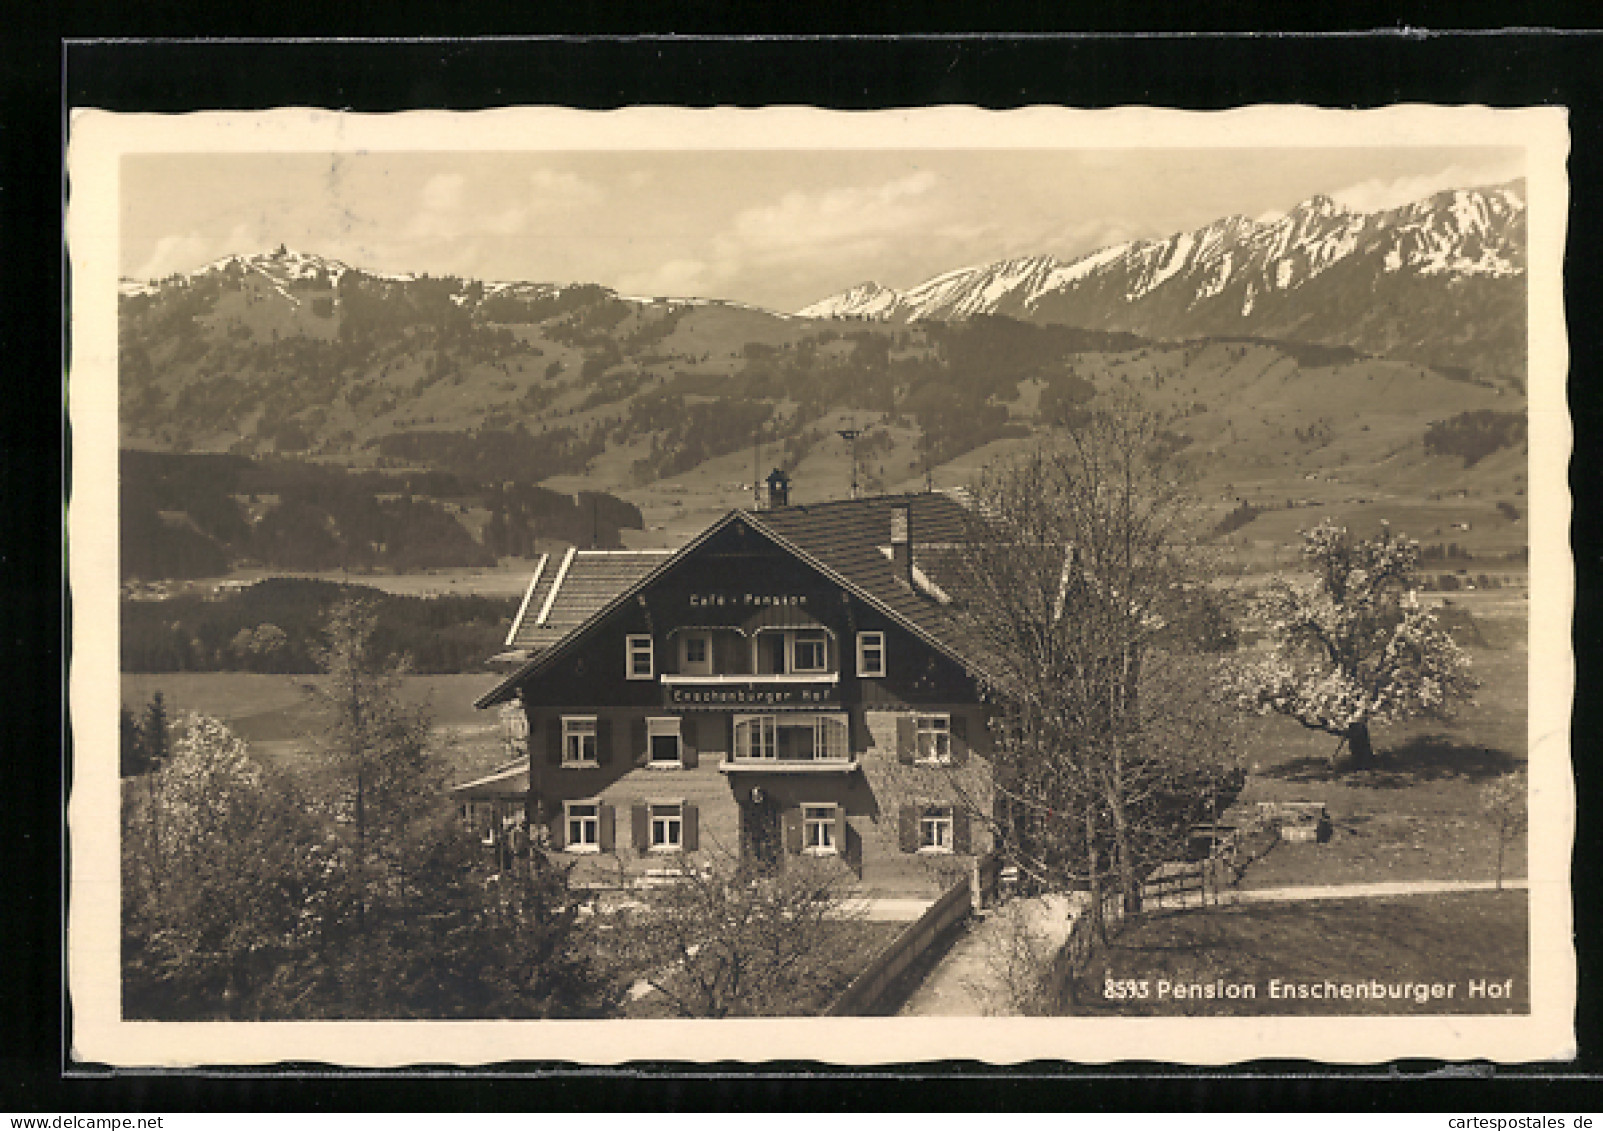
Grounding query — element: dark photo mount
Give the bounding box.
[27,25,1603,1113]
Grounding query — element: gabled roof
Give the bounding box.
[475,491,985,709]
[504,548,672,653]
[754,491,976,655]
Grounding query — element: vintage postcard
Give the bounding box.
[67,104,1573,1066]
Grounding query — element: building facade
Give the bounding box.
[470,491,996,898]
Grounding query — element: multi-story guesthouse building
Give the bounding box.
[458,484,999,897]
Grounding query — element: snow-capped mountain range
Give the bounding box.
[797,182,1525,323]
[120,180,1527,384]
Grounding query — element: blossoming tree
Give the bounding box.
[1225,520,1477,767]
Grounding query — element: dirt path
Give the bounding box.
[897,895,1079,1016]
[1153,877,1530,911]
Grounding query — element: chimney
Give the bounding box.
[765,467,791,509]
[890,502,913,586]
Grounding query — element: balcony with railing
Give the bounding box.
[719,712,858,773]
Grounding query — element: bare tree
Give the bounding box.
[943,406,1242,933]
[618,851,860,1018]
[1480,770,1528,891]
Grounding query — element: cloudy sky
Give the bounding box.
[121,146,1523,312]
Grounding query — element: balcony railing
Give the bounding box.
[659,673,839,685]
[718,756,859,773]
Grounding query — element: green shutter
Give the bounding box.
[898,805,918,853]
[546,717,563,766]
[597,717,613,765]
[681,716,699,768]
[631,802,649,854]
[683,803,700,851]
[896,715,916,764]
[599,803,616,853]
[950,713,969,765]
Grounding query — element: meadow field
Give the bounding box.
[120,671,511,785]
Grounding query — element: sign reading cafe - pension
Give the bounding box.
[688,592,810,608]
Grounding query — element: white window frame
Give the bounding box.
[734,714,778,760]
[562,715,599,767]
[802,804,837,855]
[915,713,953,765]
[564,800,601,854]
[790,630,829,674]
[679,632,712,676]
[919,805,955,854]
[626,634,654,680]
[649,802,683,852]
[856,631,886,678]
[646,716,683,768]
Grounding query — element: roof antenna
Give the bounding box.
[837,425,863,499]
[920,421,934,493]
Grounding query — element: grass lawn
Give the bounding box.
[1230,644,1528,888]
[1070,891,1529,1016]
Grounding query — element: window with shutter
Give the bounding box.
[561,716,599,767]
[950,713,969,765]
[646,717,683,767]
[683,803,699,851]
[562,801,599,853]
[599,803,616,853]
[802,804,836,854]
[856,631,886,677]
[914,714,952,764]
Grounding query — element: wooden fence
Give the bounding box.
[826,867,981,1016]
[1044,816,1280,1009]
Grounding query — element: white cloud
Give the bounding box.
[617,258,722,298]
[422,173,466,212]
[485,207,528,236]
[721,171,940,262]
[529,170,601,203]
[1328,159,1525,214]
[131,233,216,280]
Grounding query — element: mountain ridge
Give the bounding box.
[796,180,1527,385]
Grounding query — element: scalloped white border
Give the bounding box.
[67,103,1574,1067]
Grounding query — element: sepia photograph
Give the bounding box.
[66,104,1574,1066]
